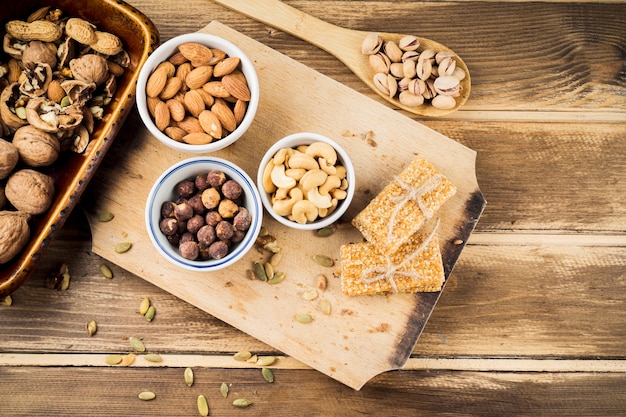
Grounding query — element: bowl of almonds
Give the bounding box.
[257,132,355,230]
[136,33,260,154]
[145,156,263,271]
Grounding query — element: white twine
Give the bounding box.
[361,219,440,293]
[387,174,442,244]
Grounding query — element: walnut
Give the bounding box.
[21,40,57,68]
[0,210,31,264]
[19,61,53,98]
[0,138,19,179]
[69,54,109,86]
[0,83,28,132]
[12,125,60,167]
[5,168,55,215]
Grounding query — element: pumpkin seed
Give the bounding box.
[139,298,150,315]
[97,211,115,222]
[184,367,194,387]
[144,353,163,363]
[295,313,313,324]
[86,320,97,336]
[268,271,285,285]
[145,305,156,322]
[220,382,229,398]
[316,274,328,290]
[60,270,71,291]
[114,242,132,253]
[269,252,283,267]
[263,262,274,280]
[316,225,336,237]
[14,106,26,119]
[263,241,281,253]
[138,391,156,401]
[256,356,276,366]
[233,398,252,408]
[252,261,267,281]
[233,350,252,361]
[313,254,334,267]
[120,353,136,366]
[246,354,258,364]
[2,295,12,306]
[105,354,122,365]
[60,96,71,108]
[99,263,113,279]
[320,298,332,315]
[262,367,274,383]
[197,394,209,416]
[302,288,318,301]
[129,336,146,352]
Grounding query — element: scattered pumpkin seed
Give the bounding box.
[138,391,156,401]
[263,241,281,253]
[262,367,274,383]
[60,96,71,108]
[97,211,115,222]
[268,271,285,285]
[129,336,146,352]
[86,320,97,336]
[233,398,252,408]
[256,356,276,367]
[258,226,269,237]
[302,288,318,301]
[252,261,267,281]
[144,353,163,363]
[246,354,258,364]
[316,274,328,290]
[197,394,209,416]
[144,305,156,322]
[114,242,132,253]
[2,295,12,306]
[320,298,332,315]
[220,382,229,398]
[14,106,26,119]
[139,298,151,316]
[184,367,194,387]
[99,263,113,279]
[60,267,71,291]
[269,252,283,267]
[313,254,334,267]
[233,350,252,361]
[120,353,136,366]
[316,225,336,237]
[295,313,314,323]
[105,354,122,365]
[263,262,274,280]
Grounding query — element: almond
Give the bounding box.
[177,116,204,134]
[196,88,215,107]
[147,96,161,118]
[198,110,223,139]
[212,98,237,132]
[166,99,186,122]
[202,81,231,98]
[209,48,226,66]
[156,61,176,78]
[146,66,169,98]
[165,126,187,142]
[168,51,188,66]
[178,42,213,67]
[222,73,251,101]
[184,89,206,117]
[183,132,214,145]
[233,99,247,124]
[159,76,183,100]
[176,62,193,85]
[213,57,240,77]
[185,65,213,90]
[154,101,170,131]
[47,79,65,103]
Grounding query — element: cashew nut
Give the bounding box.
[272,187,303,216]
[262,160,277,193]
[318,175,341,196]
[335,165,347,180]
[287,153,318,171]
[299,169,327,191]
[270,163,296,189]
[285,168,306,181]
[307,188,332,209]
[305,141,337,165]
[318,157,337,175]
[290,199,318,224]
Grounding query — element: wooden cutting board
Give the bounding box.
[84,21,485,390]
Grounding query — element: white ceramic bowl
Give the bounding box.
[146,157,263,271]
[136,33,260,154]
[257,132,355,230]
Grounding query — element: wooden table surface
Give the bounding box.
[2,1,625,415]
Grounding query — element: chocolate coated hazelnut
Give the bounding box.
[218,199,239,218]
[205,211,222,227]
[194,173,209,192]
[179,241,199,260]
[175,179,196,198]
[208,240,228,259]
[207,170,226,188]
[159,217,178,236]
[161,201,176,218]
[197,224,216,246]
[221,179,243,200]
[233,207,251,231]
[186,214,205,234]
[215,220,234,240]
[174,201,194,221]
[187,194,205,214]
[201,187,220,209]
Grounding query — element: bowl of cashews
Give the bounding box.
[257,132,355,230]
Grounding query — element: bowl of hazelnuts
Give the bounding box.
[145,157,263,271]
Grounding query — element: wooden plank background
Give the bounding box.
[1,1,625,415]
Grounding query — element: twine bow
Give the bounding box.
[387,174,442,244]
[362,219,440,293]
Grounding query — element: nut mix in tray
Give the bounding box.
[341,156,456,296]
[0,6,130,264]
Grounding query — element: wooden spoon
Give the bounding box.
[211,0,470,117]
